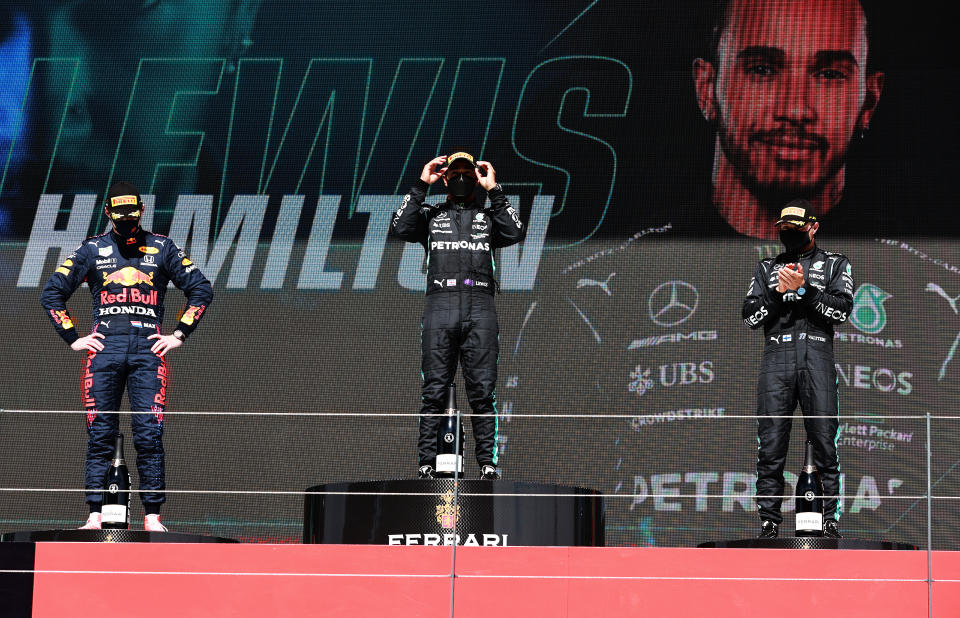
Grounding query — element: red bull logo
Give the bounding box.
[180,304,205,326]
[102,267,154,287]
[82,353,96,425]
[154,361,168,408]
[100,288,158,306]
[50,309,74,329]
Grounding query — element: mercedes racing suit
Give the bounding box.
[392,179,525,468]
[41,229,212,510]
[742,244,854,524]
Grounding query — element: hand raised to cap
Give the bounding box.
[421,156,448,185]
[475,161,497,191]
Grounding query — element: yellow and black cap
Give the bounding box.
[775,199,817,226]
[446,151,476,169]
[105,181,143,218]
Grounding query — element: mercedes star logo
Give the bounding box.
[648,281,699,327]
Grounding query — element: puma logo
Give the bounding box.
[577,272,616,296]
[926,282,960,380]
[927,282,960,314]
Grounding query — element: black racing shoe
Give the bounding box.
[822,519,842,539]
[758,520,779,539]
[417,465,435,479]
[479,465,500,480]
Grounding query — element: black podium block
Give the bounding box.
[697,538,917,550]
[0,529,237,543]
[304,479,604,546]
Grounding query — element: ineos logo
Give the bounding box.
[648,281,699,327]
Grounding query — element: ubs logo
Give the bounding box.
[648,281,699,327]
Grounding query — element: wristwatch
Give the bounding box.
[796,286,806,297]
[173,330,186,341]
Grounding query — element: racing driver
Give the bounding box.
[392,152,525,480]
[742,198,853,539]
[41,181,213,532]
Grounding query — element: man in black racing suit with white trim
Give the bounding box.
[742,199,854,539]
[392,152,525,480]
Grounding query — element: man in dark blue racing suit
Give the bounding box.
[41,182,213,531]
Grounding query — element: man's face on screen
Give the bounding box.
[1,1,255,197]
[712,0,871,201]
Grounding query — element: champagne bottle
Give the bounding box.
[101,434,131,530]
[795,440,824,537]
[434,384,464,478]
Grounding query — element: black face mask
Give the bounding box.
[447,173,476,200]
[112,217,140,238]
[779,228,810,253]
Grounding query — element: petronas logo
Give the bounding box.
[850,284,891,334]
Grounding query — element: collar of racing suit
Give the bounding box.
[784,243,818,262]
[110,228,148,257]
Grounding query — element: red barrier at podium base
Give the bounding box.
[11,544,960,616]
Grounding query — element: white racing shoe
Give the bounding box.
[78,512,102,530]
[144,514,168,532]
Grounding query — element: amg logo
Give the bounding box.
[628,331,718,349]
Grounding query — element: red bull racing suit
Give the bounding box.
[742,245,854,524]
[41,229,213,510]
[392,179,525,468]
